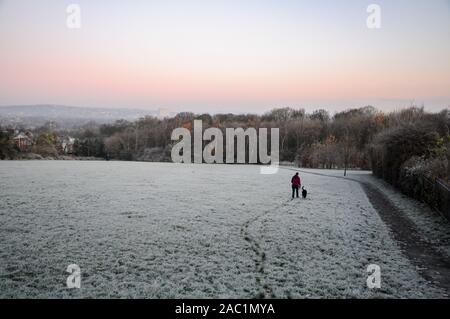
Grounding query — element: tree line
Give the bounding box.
[1,106,449,180]
[79,105,387,168]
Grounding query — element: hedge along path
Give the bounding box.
[281,167,450,297]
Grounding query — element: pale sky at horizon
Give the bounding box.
[0,0,449,114]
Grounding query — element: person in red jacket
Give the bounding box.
[291,172,301,199]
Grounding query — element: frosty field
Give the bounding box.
[0,161,448,298]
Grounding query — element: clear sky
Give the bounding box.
[0,0,449,114]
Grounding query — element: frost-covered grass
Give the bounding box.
[0,161,446,298]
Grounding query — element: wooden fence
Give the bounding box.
[422,175,450,221]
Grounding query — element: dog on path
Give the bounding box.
[302,186,307,199]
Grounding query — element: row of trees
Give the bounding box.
[1,106,449,180]
[65,105,388,169]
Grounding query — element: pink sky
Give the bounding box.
[0,0,449,113]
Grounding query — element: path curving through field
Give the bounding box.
[282,167,450,296]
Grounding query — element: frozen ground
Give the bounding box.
[0,161,447,298]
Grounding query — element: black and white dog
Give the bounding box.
[302,186,307,199]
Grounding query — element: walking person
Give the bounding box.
[291,172,301,199]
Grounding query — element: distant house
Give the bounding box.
[13,132,33,152]
[61,136,75,154]
[157,108,173,119]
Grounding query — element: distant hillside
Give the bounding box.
[0,105,160,128]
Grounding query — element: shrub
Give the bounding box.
[370,124,440,186]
